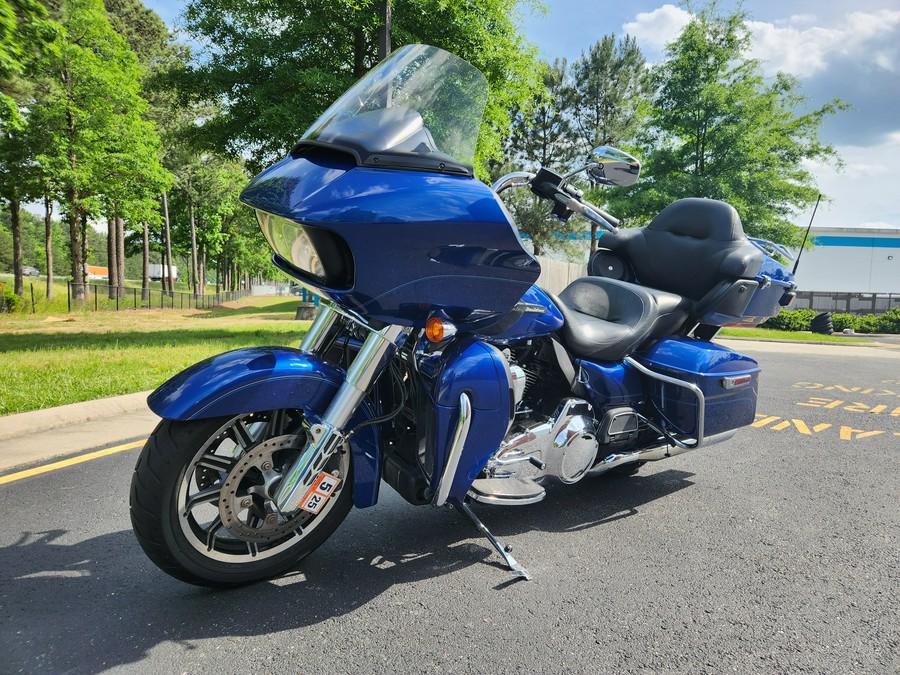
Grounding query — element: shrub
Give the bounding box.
[0,283,21,313]
[875,307,900,334]
[761,308,817,332]
[832,313,879,334]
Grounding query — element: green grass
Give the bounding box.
[0,296,311,415]
[719,327,869,343]
[1,293,881,416]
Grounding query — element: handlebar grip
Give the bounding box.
[584,203,620,229]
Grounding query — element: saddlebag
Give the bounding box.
[635,337,760,438]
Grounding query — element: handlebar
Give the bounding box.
[492,169,619,233]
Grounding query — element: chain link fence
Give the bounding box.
[67,282,250,312]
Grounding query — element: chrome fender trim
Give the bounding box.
[433,393,472,507]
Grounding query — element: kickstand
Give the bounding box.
[452,500,532,581]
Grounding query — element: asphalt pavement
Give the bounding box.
[0,339,897,673]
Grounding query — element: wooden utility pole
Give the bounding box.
[378,0,391,61]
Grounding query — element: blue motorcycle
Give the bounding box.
[130,45,796,586]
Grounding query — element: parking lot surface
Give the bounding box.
[0,341,897,673]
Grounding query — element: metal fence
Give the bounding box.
[793,291,900,315]
[67,282,250,312]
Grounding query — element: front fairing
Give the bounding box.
[242,150,540,328]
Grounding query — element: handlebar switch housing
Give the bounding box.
[530,167,575,222]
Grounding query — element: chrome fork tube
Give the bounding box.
[300,304,341,354]
[273,323,408,512]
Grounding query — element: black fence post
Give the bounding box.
[67,280,71,313]
[94,287,98,312]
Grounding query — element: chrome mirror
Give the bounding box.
[588,146,641,187]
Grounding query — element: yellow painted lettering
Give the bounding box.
[789,419,831,435]
[839,426,885,441]
[793,382,822,389]
[845,402,871,413]
[752,415,781,428]
[869,405,888,414]
[825,385,861,393]
[797,397,833,408]
[771,420,791,430]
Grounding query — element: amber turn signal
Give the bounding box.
[425,317,456,343]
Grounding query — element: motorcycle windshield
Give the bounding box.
[299,44,489,175]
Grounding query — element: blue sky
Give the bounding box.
[144,1,900,231]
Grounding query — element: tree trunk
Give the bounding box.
[590,222,598,253]
[44,195,53,301]
[81,212,88,292]
[10,197,24,297]
[161,192,174,295]
[116,214,125,298]
[189,196,199,296]
[67,188,85,302]
[199,247,206,296]
[107,211,118,299]
[141,221,149,301]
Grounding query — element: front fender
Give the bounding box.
[148,346,382,508]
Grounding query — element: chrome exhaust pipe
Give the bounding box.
[588,429,736,477]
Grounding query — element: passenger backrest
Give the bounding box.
[601,198,764,302]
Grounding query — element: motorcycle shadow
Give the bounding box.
[0,468,692,672]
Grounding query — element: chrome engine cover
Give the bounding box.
[486,398,599,485]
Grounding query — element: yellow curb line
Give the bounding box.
[0,439,146,486]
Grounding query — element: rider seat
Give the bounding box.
[551,277,691,361]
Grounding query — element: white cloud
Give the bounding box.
[801,141,900,228]
[747,10,900,78]
[623,4,691,52]
[624,6,900,79]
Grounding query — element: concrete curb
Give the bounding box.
[719,335,900,349]
[0,390,154,442]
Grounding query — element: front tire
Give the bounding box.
[129,410,352,587]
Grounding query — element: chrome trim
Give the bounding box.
[491,171,534,194]
[299,304,341,353]
[326,324,408,429]
[625,356,706,449]
[273,323,408,511]
[470,491,546,506]
[588,429,737,477]
[433,393,472,507]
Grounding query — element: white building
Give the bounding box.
[793,225,899,294]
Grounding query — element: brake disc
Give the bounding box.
[218,434,315,543]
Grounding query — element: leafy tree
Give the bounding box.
[103,0,170,66]
[609,7,846,245]
[167,0,542,177]
[29,0,164,301]
[498,59,584,257]
[0,0,59,129]
[570,35,651,154]
[508,59,577,171]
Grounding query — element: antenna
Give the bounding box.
[792,194,820,276]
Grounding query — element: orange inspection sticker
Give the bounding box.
[298,472,342,515]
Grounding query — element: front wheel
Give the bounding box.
[129,410,352,587]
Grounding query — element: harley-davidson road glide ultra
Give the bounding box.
[130,44,797,586]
